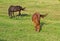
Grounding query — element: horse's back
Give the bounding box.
[32,12,40,21]
[8,5,24,12]
[32,12,40,25]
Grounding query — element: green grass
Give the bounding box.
[0,0,60,41]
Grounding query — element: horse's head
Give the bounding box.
[21,7,25,11]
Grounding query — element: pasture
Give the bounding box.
[0,0,60,41]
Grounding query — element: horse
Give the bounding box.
[8,5,25,18]
[32,12,47,32]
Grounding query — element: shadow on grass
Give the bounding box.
[11,13,31,20]
[40,22,45,31]
[16,13,30,17]
[21,14,30,16]
[0,39,7,41]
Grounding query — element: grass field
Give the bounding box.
[0,0,60,41]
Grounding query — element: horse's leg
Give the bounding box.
[8,11,12,18]
[36,24,40,32]
[10,12,12,18]
[12,12,15,17]
[33,22,37,31]
[35,26,37,31]
[8,11,10,17]
[19,11,21,16]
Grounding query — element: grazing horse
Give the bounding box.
[8,5,25,18]
[32,12,47,32]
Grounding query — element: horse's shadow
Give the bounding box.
[12,13,30,20]
[0,39,7,41]
[16,14,30,17]
[40,22,45,31]
[21,14,29,16]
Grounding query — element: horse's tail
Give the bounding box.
[40,14,48,18]
[44,13,48,17]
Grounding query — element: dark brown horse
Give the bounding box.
[8,5,25,18]
[32,12,47,32]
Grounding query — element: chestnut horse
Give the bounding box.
[8,5,25,18]
[32,12,47,32]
